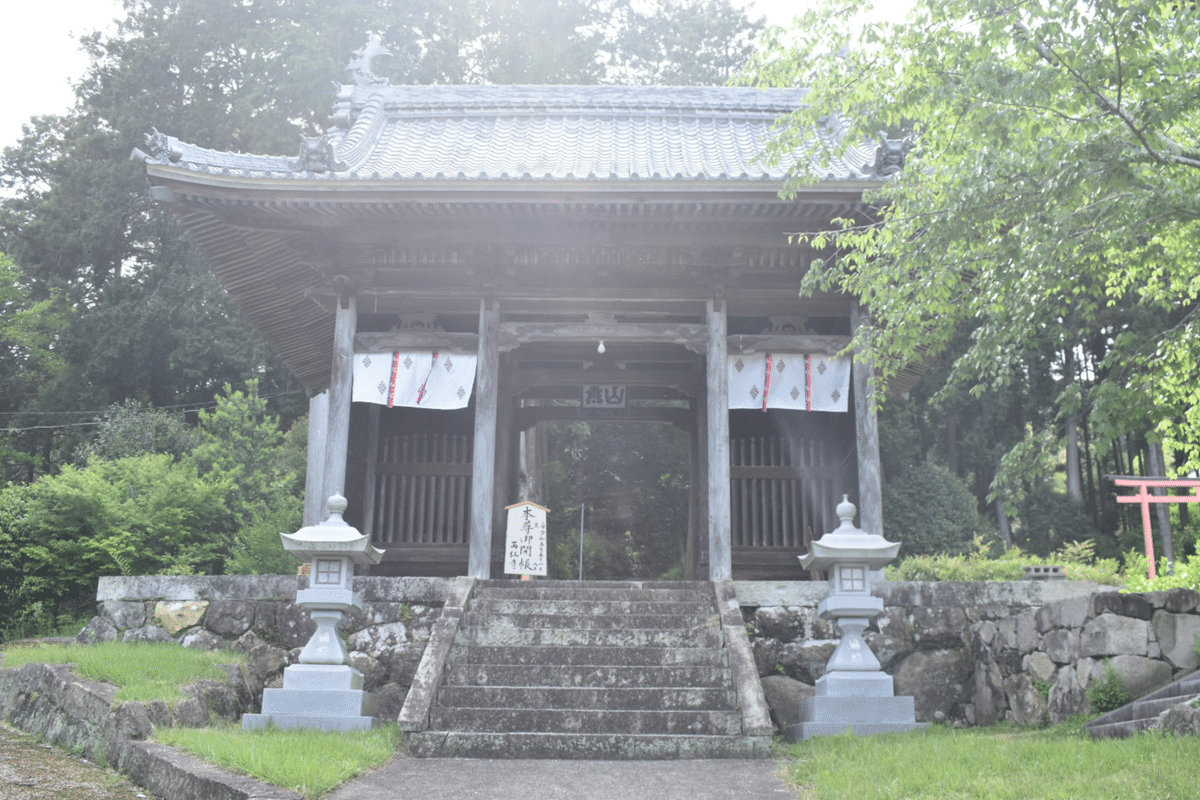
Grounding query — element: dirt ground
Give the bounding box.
[0,723,158,800]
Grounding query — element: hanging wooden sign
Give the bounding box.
[504,500,549,576]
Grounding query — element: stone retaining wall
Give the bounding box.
[735,580,1200,728]
[85,577,1200,730]
[87,576,452,719]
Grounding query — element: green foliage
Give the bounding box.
[883,464,986,556]
[1087,663,1132,714]
[1013,489,1096,558]
[79,400,200,464]
[542,421,691,580]
[0,642,246,704]
[1123,552,1200,593]
[748,0,1200,485]
[0,384,306,630]
[887,537,1123,585]
[156,723,400,799]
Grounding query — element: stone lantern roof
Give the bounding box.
[799,495,900,572]
[280,494,383,565]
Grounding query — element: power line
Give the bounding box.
[0,389,306,429]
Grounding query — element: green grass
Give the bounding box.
[0,641,245,703]
[156,723,400,798]
[779,722,1200,800]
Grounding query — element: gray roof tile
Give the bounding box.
[145,85,885,184]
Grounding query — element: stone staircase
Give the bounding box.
[405,579,772,759]
[1085,670,1200,739]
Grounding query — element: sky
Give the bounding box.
[0,0,867,151]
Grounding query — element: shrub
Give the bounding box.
[883,464,987,557]
[1087,663,1132,713]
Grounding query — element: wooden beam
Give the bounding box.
[498,322,706,351]
[516,405,693,429]
[726,334,851,355]
[354,331,481,353]
[468,299,500,579]
[706,298,732,581]
[322,295,356,514]
[851,302,884,538]
[509,368,700,392]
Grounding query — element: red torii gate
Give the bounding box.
[1111,476,1200,580]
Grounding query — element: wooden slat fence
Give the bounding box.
[730,436,840,554]
[371,432,472,545]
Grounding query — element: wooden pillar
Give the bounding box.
[851,302,884,538]
[361,404,381,539]
[491,374,518,571]
[469,299,500,579]
[322,295,356,515]
[304,391,329,525]
[706,298,732,581]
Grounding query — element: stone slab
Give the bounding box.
[242,712,382,731]
[784,720,928,741]
[800,695,918,724]
[815,671,894,697]
[260,687,378,717]
[280,663,364,691]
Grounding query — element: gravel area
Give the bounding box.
[0,723,159,800]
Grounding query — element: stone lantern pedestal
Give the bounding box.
[785,496,927,741]
[243,495,384,732]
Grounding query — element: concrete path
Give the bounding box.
[328,758,796,800]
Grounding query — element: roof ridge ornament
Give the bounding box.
[142,128,182,163]
[867,132,911,178]
[289,134,347,173]
[347,33,392,87]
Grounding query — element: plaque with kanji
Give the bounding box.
[581,384,628,410]
[504,500,549,576]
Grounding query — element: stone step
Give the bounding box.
[1086,716,1158,740]
[443,663,730,688]
[458,626,723,649]
[467,598,712,617]
[407,731,773,760]
[1131,692,1200,721]
[460,611,718,630]
[436,686,738,711]
[448,644,727,667]
[474,585,712,604]
[1085,671,1200,739]
[428,707,743,735]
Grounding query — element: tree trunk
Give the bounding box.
[1148,442,1175,574]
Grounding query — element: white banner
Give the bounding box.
[728,353,851,412]
[352,351,478,409]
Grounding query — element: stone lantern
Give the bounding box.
[243,494,384,731]
[785,495,927,741]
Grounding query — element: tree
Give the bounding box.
[749,0,1200,496]
[611,0,766,85]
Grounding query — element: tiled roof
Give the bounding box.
[138,85,887,184]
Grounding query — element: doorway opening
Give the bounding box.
[534,420,692,581]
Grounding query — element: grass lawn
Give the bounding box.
[157,723,400,799]
[0,640,246,703]
[1,640,399,798]
[779,719,1200,800]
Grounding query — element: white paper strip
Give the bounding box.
[727,353,850,412]
[352,351,478,409]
